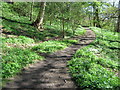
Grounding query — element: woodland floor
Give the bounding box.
[2,27,96,89]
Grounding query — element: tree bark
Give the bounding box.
[116,0,120,32]
[29,0,34,21]
[62,18,65,38]
[95,5,101,28]
[4,0,14,4]
[93,3,101,28]
[32,2,46,31]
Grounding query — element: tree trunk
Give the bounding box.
[62,19,65,38]
[93,16,96,26]
[32,2,46,31]
[72,20,75,35]
[89,14,92,26]
[49,20,52,25]
[4,0,14,4]
[116,0,120,32]
[95,5,101,28]
[29,0,34,21]
[93,3,101,28]
[93,4,96,27]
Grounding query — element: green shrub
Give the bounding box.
[2,47,43,78]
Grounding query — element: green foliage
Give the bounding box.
[2,20,40,39]
[2,2,31,24]
[68,58,119,88]
[75,27,86,36]
[2,2,118,88]
[97,58,119,69]
[1,2,86,81]
[11,2,30,17]
[68,27,120,89]
[2,2,86,41]
[90,27,119,41]
[2,47,43,78]
[32,40,70,53]
[2,36,35,45]
[2,19,85,41]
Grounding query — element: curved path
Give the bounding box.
[3,27,96,89]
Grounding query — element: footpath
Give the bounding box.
[3,27,96,89]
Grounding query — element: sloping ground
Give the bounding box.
[2,28,95,89]
[68,27,120,89]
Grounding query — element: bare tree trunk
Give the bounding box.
[32,2,46,31]
[93,3,101,28]
[49,20,52,25]
[116,0,120,32]
[95,5,101,28]
[93,16,96,26]
[62,19,65,38]
[89,14,92,26]
[93,4,96,27]
[29,0,34,21]
[72,20,75,35]
[4,0,14,4]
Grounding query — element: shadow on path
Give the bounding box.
[2,27,96,89]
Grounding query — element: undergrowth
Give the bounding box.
[68,27,120,89]
[32,40,79,54]
[2,36,35,45]
[2,46,43,79]
[1,1,86,86]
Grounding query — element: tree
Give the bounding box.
[116,0,120,32]
[92,2,101,28]
[29,0,34,21]
[32,2,46,31]
[3,0,14,4]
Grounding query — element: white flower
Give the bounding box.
[89,48,99,53]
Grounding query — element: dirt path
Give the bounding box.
[3,27,96,89]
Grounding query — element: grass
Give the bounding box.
[67,27,120,89]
